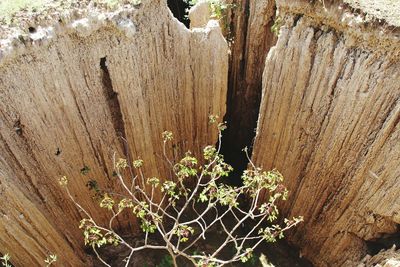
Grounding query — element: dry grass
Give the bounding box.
[0,0,141,24]
[0,0,49,21]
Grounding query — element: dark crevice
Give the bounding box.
[100,56,130,180]
[366,226,400,255]
[219,0,251,187]
[28,26,36,33]
[100,57,127,144]
[167,0,191,28]
[220,1,278,187]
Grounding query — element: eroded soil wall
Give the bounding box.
[252,0,400,266]
[0,1,228,265]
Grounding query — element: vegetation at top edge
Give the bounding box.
[0,0,141,24]
[0,0,48,21]
[183,0,231,20]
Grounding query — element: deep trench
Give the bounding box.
[1,2,399,267]
[96,4,397,267]
[164,3,314,267]
[167,0,253,187]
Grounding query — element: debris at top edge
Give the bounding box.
[343,0,400,27]
[0,0,143,39]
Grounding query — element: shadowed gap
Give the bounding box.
[366,225,400,255]
[100,56,127,152]
[167,0,191,28]
[219,0,251,187]
[220,1,277,187]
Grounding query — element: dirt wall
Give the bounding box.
[0,1,228,265]
[252,0,400,266]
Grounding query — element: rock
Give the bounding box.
[357,246,400,266]
[188,0,211,29]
